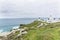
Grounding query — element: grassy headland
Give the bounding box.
[7,20,60,40]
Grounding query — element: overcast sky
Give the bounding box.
[0,0,60,18]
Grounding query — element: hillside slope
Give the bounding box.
[7,20,60,40]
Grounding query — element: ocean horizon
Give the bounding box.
[0,18,36,32]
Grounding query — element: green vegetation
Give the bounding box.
[23,27,60,40]
[7,20,60,40]
[7,30,20,40]
[20,20,42,28]
[20,20,43,31]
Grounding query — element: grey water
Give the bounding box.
[0,18,36,32]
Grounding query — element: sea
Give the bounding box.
[0,18,36,32]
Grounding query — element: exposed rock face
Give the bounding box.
[0,36,7,40]
[0,32,11,40]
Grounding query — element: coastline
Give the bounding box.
[0,19,60,40]
[0,19,60,36]
[0,26,19,37]
[0,32,11,37]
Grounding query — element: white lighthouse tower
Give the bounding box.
[47,15,54,23]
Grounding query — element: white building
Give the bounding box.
[47,15,60,23]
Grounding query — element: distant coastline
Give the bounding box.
[0,18,36,32]
[0,17,60,32]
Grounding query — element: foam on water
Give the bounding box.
[13,26,19,29]
[0,29,3,33]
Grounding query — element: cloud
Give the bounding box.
[0,0,60,18]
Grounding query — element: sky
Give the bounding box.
[0,0,60,18]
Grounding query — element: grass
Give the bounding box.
[21,21,60,40]
[7,20,60,40]
[20,20,43,30]
[22,27,60,40]
[7,30,20,40]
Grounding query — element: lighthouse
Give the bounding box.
[47,15,54,23]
